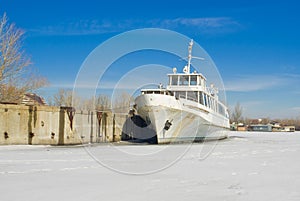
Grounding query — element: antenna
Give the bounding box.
[192,56,205,60]
[186,39,193,74]
[184,39,205,74]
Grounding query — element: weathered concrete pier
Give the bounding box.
[0,103,128,145]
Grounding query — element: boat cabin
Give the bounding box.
[167,72,206,88]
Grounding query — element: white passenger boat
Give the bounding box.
[131,40,230,143]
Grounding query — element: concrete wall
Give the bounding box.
[0,103,126,145]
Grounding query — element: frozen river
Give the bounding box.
[1,131,300,201]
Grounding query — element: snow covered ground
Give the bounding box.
[1,131,300,201]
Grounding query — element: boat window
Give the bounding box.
[190,75,197,85]
[175,91,186,99]
[171,75,178,85]
[203,94,207,107]
[205,94,211,108]
[199,92,204,105]
[179,75,189,86]
[187,91,198,102]
[207,95,210,108]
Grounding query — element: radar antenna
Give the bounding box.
[184,39,205,74]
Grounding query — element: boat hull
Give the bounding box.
[134,94,229,144]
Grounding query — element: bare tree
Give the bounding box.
[231,102,243,123]
[95,94,111,111]
[52,89,73,107]
[0,13,47,103]
[51,90,112,111]
[79,98,93,111]
[112,91,133,114]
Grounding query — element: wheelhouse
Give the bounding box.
[168,73,206,88]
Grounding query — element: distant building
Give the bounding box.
[237,126,247,131]
[248,122,295,132]
[249,124,272,132]
[21,93,46,106]
[231,118,297,132]
[230,122,247,131]
[270,121,282,132]
[237,123,247,131]
[283,126,295,132]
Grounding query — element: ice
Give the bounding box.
[1,131,300,201]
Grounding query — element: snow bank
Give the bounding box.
[1,131,299,201]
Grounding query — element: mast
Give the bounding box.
[186,39,193,74]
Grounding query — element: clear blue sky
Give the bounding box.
[1,0,300,119]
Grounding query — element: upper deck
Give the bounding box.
[167,71,207,92]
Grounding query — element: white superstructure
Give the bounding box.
[133,40,230,143]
